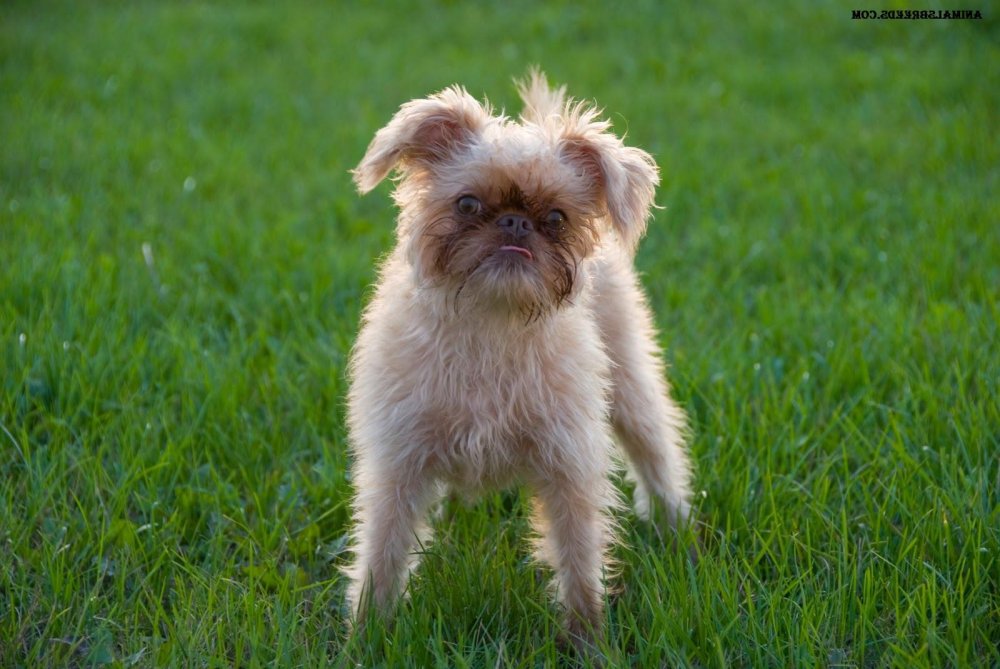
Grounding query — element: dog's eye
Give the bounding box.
[456,195,482,216]
[545,209,567,228]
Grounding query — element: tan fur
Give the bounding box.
[345,71,693,643]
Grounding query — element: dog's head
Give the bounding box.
[353,70,659,318]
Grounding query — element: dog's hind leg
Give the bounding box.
[594,250,693,528]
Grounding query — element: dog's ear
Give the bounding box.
[352,86,490,193]
[559,106,659,251]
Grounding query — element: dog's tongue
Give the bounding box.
[499,245,533,260]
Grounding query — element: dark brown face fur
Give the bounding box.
[418,179,600,320]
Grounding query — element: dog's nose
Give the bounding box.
[496,213,534,238]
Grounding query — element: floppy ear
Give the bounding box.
[559,109,659,251]
[352,86,490,193]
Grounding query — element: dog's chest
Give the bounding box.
[424,333,546,442]
[407,320,599,483]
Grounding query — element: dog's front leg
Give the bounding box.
[346,463,436,622]
[529,443,618,645]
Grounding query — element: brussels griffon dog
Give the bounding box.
[345,71,693,642]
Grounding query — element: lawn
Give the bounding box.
[1,1,997,667]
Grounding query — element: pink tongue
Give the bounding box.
[499,245,533,260]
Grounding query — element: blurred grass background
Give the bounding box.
[1,1,998,667]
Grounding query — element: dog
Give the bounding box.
[345,70,693,644]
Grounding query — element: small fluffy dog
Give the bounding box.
[345,71,693,642]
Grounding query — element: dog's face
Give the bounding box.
[353,72,659,317]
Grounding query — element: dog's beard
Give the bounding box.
[419,213,592,322]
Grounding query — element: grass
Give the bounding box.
[1,1,997,666]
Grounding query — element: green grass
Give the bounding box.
[2,1,997,666]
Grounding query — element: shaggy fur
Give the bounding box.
[345,71,693,643]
